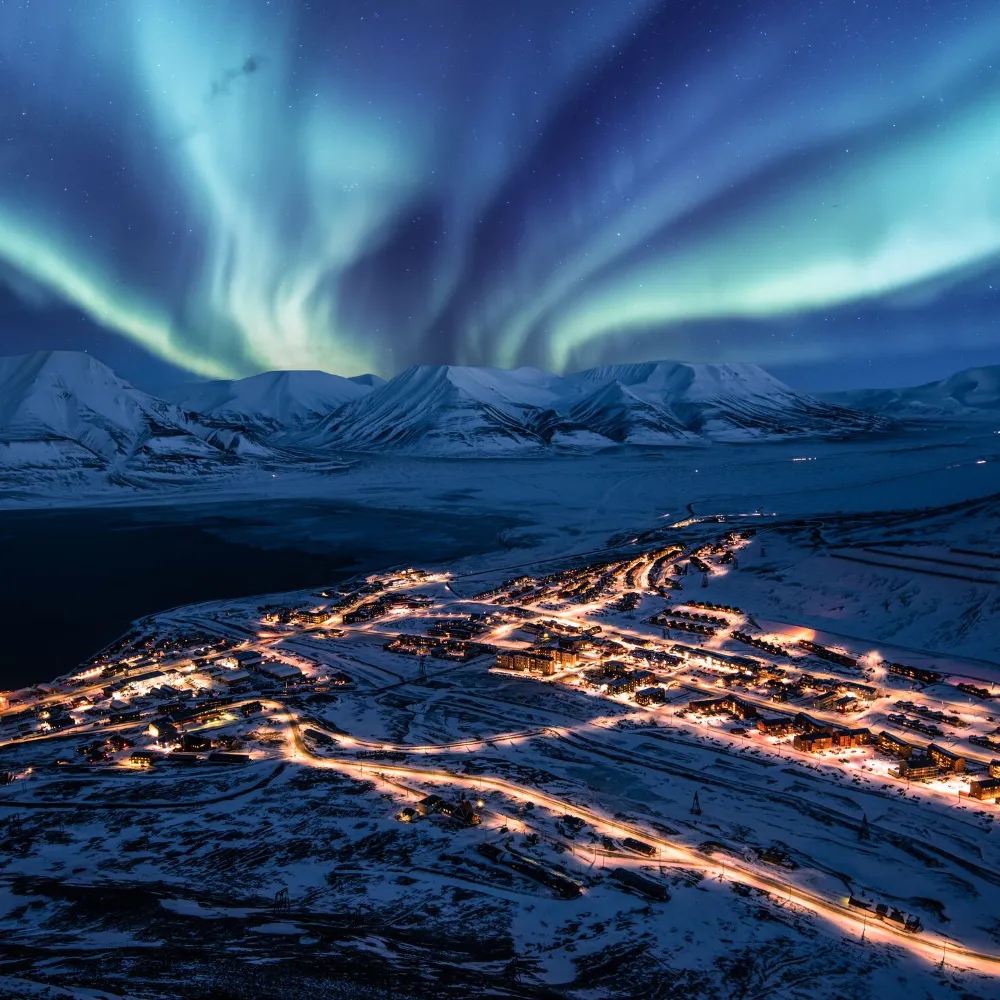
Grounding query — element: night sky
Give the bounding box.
[1,0,999,390]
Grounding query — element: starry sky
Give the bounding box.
[1,0,999,390]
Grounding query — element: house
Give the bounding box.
[495,647,557,675]
[689,697,726,715]
[793,713,826,733]
[990,760,1000,779]
[812,692,841,711]
[602,660,630,679]
[604,670,654,696]
[206,751,251,765]
[723,696,758,721]
[833,728,872,748]
[147,720,179,746]
[440,798,481,826]
[894,756,938,781]
[258,661,303,683]
[927,743,966,774]
[757,716,795,736]
[218,669,250,688]
[634,687,666,706]
[127,750,157,768]
[793,732,834,752]
[622,837,655,857]
[967,777,1000,801]
[180,732,213,752]
[877,731,914,759]
[610,867,670,901]
[416,794,445,817]
[688,695,756,720]
[885,661,941,685]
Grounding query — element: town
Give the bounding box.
[1,511,1000,991]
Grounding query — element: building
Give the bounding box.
[834,728,872,748]
[558,636,595,655]
[689,697,727,715]
[258,661,303,684]
[885,661,941,685]
[602,660,630,679]
[723,696,758,721]
[605,672,649,696]
[127,750,157,769]
[416,794,445,817]
[793,712,826,733]
[927,743,966,774]
[180,733,213,752]
[688,694,756,720]
[796,640,858,669]
[147,720,179,746]
[967,777,1000,801]
[877,731,914,759]
[757,716,795,736]
[610,867,670,901]
[812,692,841,711]
[793,732,834,752]
[207,751,251,765]
[990,760,1000,779]
[634,687,666,706]
[218,669,251,688]
[894,756,938,781]
[496,647,557,675]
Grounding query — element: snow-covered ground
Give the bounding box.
[1,464,999,996]
[2,352,999,997]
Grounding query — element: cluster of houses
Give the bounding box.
[884,661,942,685]
[731,630,785,657]
[496,642,582,676]
[967,764,1000,802]
[385,632,496,664]
[398,794,480,826]
[682,696,983,786]
[342,593,424,626]
[892,699,967,729]
[796,640,859,670]
[957,682,995,701]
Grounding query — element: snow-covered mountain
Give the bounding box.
[299,364,566,453]
[162,369,375,438]
[560,361,881,443]
[0,350,893,470]
[0,351,272,473]
[299,360,886,454]
[822,365,1000,419]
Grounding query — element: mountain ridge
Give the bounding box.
[821,365,1000,419]
[0,349,918,464]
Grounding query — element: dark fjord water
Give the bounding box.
[0,499,513,688]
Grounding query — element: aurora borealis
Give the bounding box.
[1,0,999,387]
